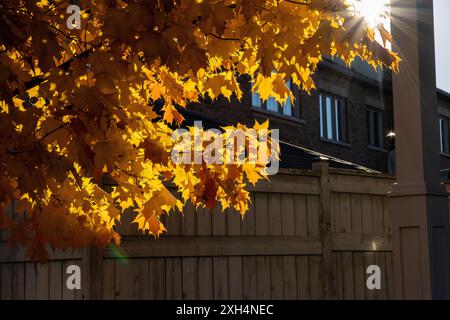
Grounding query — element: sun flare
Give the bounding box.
[349,0,390,27]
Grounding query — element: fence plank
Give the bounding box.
[281,194,297,299]
[182,202,196,236]
[353,252,366,299]
[242,193,256,236]
[268,193,283,299]
[198,257,213,299]
[342,252,355,300]
[212,204,229,300]
[228,257,243,299]
[12,263,25,300]
[382,196,391,234]
[131,258,149,299]
[309,256,322,299]
[213,257,228,300]
[102,259,116,299]
[385,252,395,299]
[350,194,363,233]
[294,194,308,237]
[36,263,50,300]
[1,263,13,299]
[49,261,62,300]
[242,256,257,299]
[255,193,269,236]
[339,193,352,233]
[149,258,166,299]
[256,256,271,300]
[25,263,37,299]
[196,207,213,299]
[242,193,257,300]
[374,252,387,300]
[166,258,182,299]
[182,258,198,299]
[331,193,339,232]
[166,210,182,236]
[307,196,320,238]
[115,260,131,299]
[228,208,243,299]
[296,256,310,299]
[361,195,374,234]
[270,256,284,299]
[336,252,344,299]
[197,207,212,237]
[372,195,384,234]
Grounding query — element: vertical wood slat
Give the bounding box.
[255,193,270,300]
[102,259,116,299]
[166,258,182,299]
[165,200,182,300]
[212,205,228,300]
[131,258,149,299]
[350,194,363,233]
[1,263,13,299]
[353,252,366,299]
[149,258,166,299]
[313,160,335,299]
[282,194,297,299]
[385,252,395,299]
[197,207,213,299]
[364,252,376,300]
[24,263,37,300]
[294,194,310,299]
[115,259,131,300]
[227,207,243,300]
[269,194,284,299]
[374,252,387,300]
[49,261,62,300]
[242,193,257,300]
[342,252,355,299]
[339,193,354,300]
[182,202,198,299]
[36,263,49,300]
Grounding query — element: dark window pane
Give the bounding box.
[373,111,379,147]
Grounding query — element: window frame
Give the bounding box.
[439,115,450,155]
[319,91,348,144]
[251,80,302,120]
[367,107,384,149]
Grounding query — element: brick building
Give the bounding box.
[184,57,450,173]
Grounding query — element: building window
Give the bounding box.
[251,80,300,118]
[367,108,384,149]
[439,116,449,154]
[319,92,347,143]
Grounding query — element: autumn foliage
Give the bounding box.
[0,0,400,260]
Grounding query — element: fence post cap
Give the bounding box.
[312,156,330,171]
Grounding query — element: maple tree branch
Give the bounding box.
[44,0,70,14]
[38,123,70,142]
[208,33,240,41]
[284,0,310,5]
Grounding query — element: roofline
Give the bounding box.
[438,88,450,102]
[318,58,393,93]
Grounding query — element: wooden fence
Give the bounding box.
[0,160,399,299]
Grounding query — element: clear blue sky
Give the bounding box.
[434,0,450,93]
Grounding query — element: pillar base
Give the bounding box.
[388,183,450,299]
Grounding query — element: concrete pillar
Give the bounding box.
[389,0,450,299]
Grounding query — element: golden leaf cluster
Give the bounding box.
[0,0,399,260]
